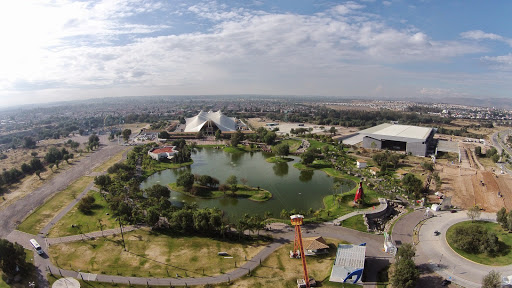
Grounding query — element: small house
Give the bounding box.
[303,236,330,256]
[356,159,367,169]
[148,146,177,161]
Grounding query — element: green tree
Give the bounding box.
[215,130,222,140]
[329,126,336,135]
[31,151,38,157]
[30,158,44,172]
[389,243,419,288]
[145,184,171,199]
[301,150,315,165]
[475,146,482,157]
[275,143,290,158]
[0,239,29,280]
[158,131,170,139]
[401,174,423,196]
[497,207,507,228]
[482,270,501,288]
[230,131,244,147]
[78,195,96,214]
[122,129,132,142]
[177,171,194,191]
[94,175,112,192]
[146,207,160,227]
[226,175,238,191]
[263,131,277,145]
[23,136,36,149]
[467,205,481,222]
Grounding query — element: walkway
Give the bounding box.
[330,198,388,225]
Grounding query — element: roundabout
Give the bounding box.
[416,210,512,288]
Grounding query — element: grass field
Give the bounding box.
[265,156,294,163]
[93,148,128,173]
[50,229,268,278]
[18,176,93,234]
[143,160,193,178]
[341,215,368,232]
[446,221,512,266]
[48,191,118,237]
[278,139,301,153]
[210,238,357,288]
[169,183,272,202]
[308,139,335,151]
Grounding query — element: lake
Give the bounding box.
[141,148,356,219]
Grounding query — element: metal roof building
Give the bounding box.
[360,123,435,156]
[330,244,366,284]
[184,110,237,133]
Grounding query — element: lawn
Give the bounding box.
[50,229,268,278]
[92,148,129,173]
[278,139,302,153]
[308,139,335,151]
[266,156,294,163]
[212,238,356,288]
[48,191,118,237]
[341,215,368,233]
[142,160,193,178]
[446,221,512,266]
[18,176,93,234]
[169,183,272,202]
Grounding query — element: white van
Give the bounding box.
[29,239,43,255]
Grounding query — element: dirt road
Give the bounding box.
[0,141,127,238]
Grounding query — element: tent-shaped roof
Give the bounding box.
[303,236,329,251]
[184,110,237,132]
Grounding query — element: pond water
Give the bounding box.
[141,148,356,219]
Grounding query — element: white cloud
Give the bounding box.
[382,1,392,6]
[461,30,512,47]
[0,0,496,106]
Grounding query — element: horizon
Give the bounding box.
[0,1,511,107]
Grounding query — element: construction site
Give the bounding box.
[439,144,512,212]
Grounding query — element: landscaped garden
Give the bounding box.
[446,220,512,266]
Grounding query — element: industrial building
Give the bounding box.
[360,123,435,157]
[184,110,237,133]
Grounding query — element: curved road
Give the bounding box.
[416,211,510,288]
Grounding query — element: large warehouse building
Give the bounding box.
[360,123,435,157]
[184,110,237,133]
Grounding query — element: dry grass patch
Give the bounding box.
[92,147,129,173]
[220,238,349,288]
[50,228,269,278]
[17,176,93,234]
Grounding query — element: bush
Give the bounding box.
[450,223,500,255]
[78,195,96,214]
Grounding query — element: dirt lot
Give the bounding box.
[247,118,359,136]
[439,164,512,212]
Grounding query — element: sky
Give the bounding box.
[0,0,511,107]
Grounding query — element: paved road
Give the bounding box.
[416,211,508,288]
[391,209,425,246]
[0,144,126,238]
[491,129,512,174]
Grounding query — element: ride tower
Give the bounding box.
[290,214,310,288]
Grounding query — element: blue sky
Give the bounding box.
[0,0,510,107]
